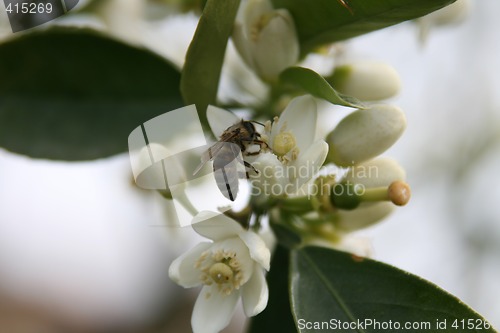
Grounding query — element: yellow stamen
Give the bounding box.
[273,131,296,156]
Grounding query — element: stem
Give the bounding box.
[359,186,389,202]
[277,195,315,214]
[174,190,199,216]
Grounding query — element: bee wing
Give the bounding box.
[192,141,226,176]
[214,158,240,201]
[193,128,243,176]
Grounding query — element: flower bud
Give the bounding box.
[422,0,470,26]
[233,0,299,82]
[334,158,406,231]
[418,0,470,42]
[326,105,406,167]
[328,61,401,101]
[131,143,180,191]
[335,202,394,232]
[343,158,406,188]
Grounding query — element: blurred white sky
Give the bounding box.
[352,0,500,326]
[0,0,499,330]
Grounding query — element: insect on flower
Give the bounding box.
[193,120,267,201]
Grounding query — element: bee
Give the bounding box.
[193,120,266,201]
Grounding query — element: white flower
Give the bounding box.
[232,0,300,82]
[205,97,328,198]
[169,211,270,333]
[253,95,329,197]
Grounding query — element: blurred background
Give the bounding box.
[0,0,499,332]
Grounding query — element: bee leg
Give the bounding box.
[245,151,261,156]
[235,158,259,177]
[254,139,270,149]
[243,161,259,174]
[243,139,271,156]
[254,139,271,153]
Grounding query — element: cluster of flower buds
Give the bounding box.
[166,0,413,331]
[258,99,411,251]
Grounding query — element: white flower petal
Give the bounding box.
[238,231,271,270]
[168,242,212,288]
[192,285,240,333]
[207,105,240,138]
[274,95,317,152]
[232,23,255,69]
[336,202,394,231]
[243,0,273,32]
[290,140,328,190]
[252,153,288,193]
[252,10,299,81]
[305,235,373,257]
[192,211,244,241]
[335,235,373,257]
[242,265,269,317]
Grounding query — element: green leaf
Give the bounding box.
[280,67,365,108]
[290,246,497,333]
[249,246,296,333]
[270,222,302,249]
[271,0,456,53]
[180,0,240,126]
[0,27,183,161]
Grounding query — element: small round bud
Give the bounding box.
[388,181,411,206]
[326,105,406,167]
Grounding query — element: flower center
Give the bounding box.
[196,250,244,296]
[209,262,234,284]
[273,131,297,156]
